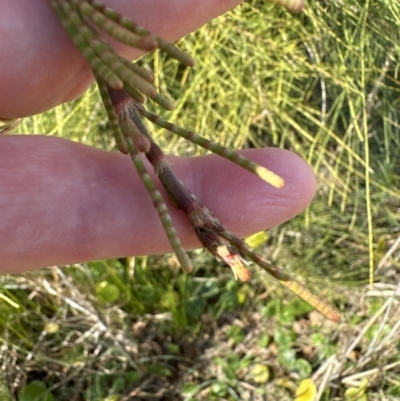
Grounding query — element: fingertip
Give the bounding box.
[186,147,316,239]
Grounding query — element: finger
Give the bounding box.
[0,136,315,272]
[0,0,243,119]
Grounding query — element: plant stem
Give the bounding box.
[47,0,341,322]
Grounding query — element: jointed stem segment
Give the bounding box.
[106,87,340,323]
[96,72,127,153]
[137,107,285,189]
[124,135,193,274]
[97,79,193,273]
[48,0,340,322]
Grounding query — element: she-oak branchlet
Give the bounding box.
[46,0,340,322]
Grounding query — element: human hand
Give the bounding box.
[0,0,315,273]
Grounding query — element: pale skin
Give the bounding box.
[0,0,316,273]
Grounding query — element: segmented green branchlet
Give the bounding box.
[50,0,338,320]
[109,91,340,322]
[96,77,128,154]
[83,0,301,57]
[49,0,193,110]
[50,0,122,89]
[137,106,285,189]
[52,0,173,108]
[124,136,193,273]
[83,0,195,67]
[102,87,193,273]
[76,0,158,51]
[50,0,285,188]
[186,203,340,322]
[65,0,195,68]
[219,229,341,322]
[107,90,201,212]
[188,199,341,321]
[161,159,340,322]
[143,138,339,321]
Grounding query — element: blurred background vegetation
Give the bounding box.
[1,0,400,400]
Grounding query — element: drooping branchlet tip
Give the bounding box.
[135,107,285,188]
[272,0,305,14]
[255,166,285,188]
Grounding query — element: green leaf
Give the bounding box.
[263,299,280,317]
[250,364,270,384]
[258,333,271,348]
[286,298,313,319]
[166,343,180,354]
[110,377,125,393]
[211,381,228,397]
[147,365,172,377]
[0,380,12,401]
[124,371,142,383]
[226,326,245,344]
[95,281,121,303]
[293,359,312,378]
[181,383,199,395]
[278,348,297,369]
[376,235,387,254]
[103,396,119,401]
[345,379,368,400]
[310,333,324,347]
[274,327,294,349]
[18,381,55,401]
